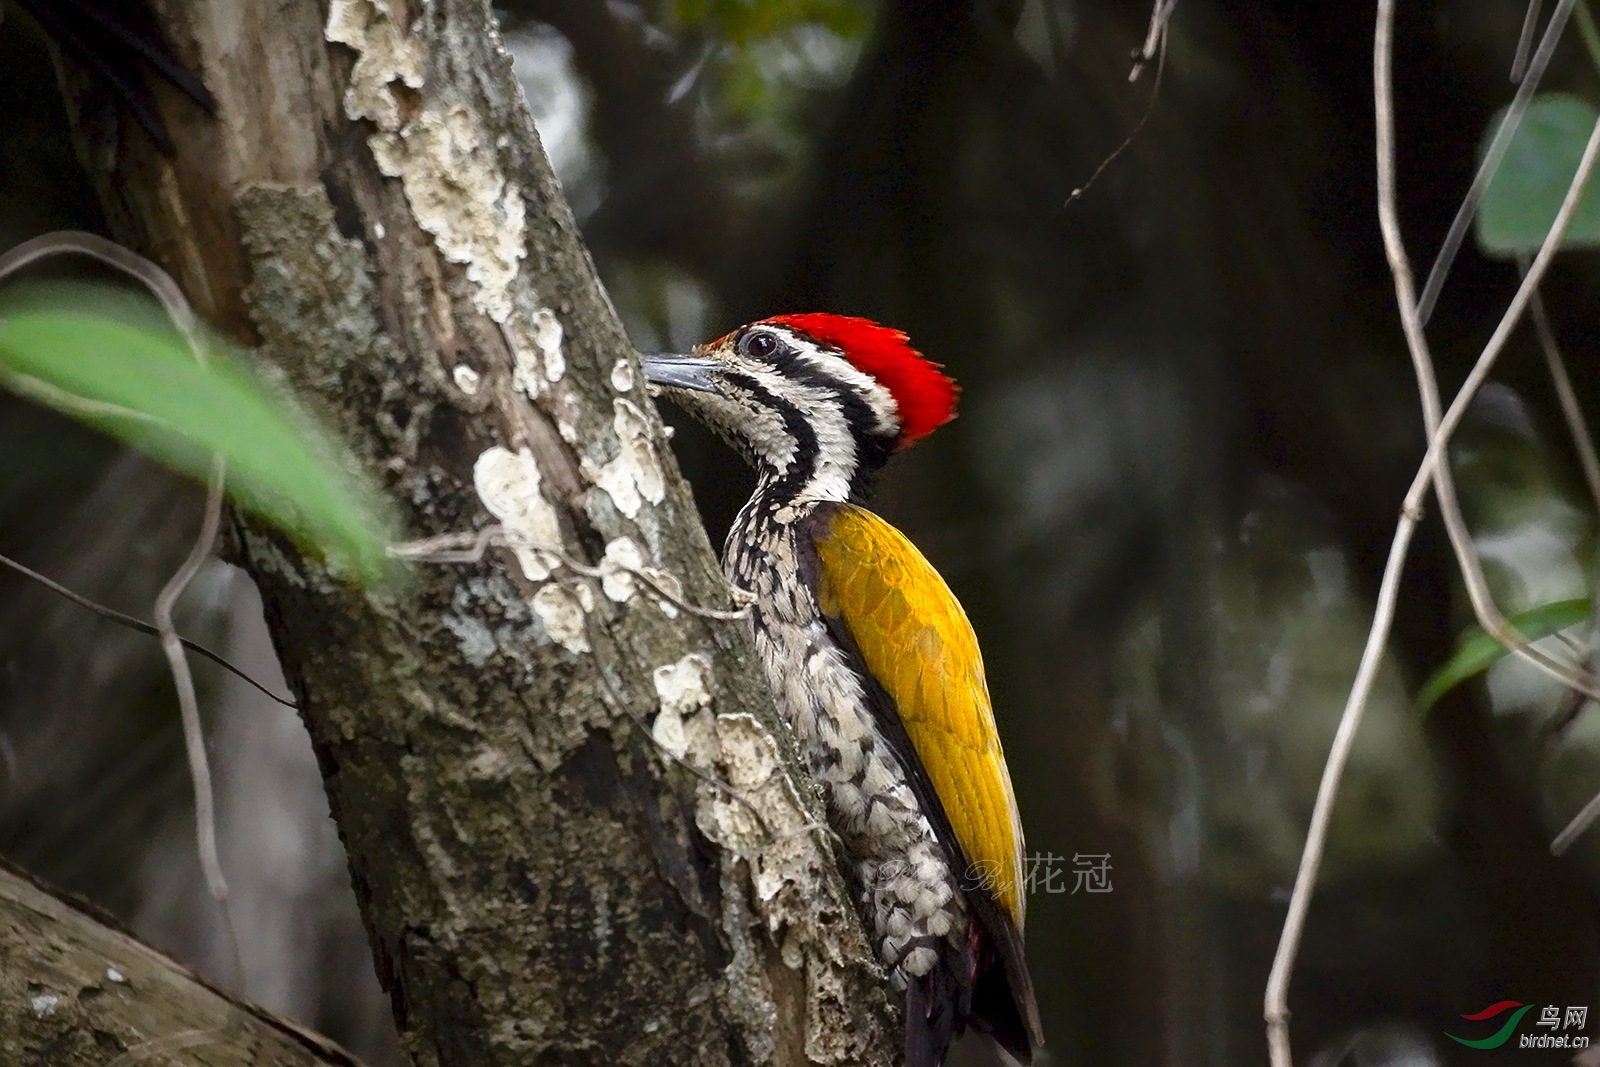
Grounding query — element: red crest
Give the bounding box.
[762,313,958,447]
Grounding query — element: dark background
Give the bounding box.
[5,2,1600,1064]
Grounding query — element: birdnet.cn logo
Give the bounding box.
[1446,1001,1590,1050]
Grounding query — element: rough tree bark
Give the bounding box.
[38,0,900,1063]
[0,859,361,1066]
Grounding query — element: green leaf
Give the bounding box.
[1476,92,1600,257]
[1415,597,1593,716]
[0,284,398,586]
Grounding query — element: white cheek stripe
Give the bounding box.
[746,368,859,501]
[789,345,900,437]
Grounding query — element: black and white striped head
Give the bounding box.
[643,314,958,503]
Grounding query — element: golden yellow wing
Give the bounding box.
[807,502,1027,930]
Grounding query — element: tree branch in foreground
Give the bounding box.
[0,859,362,1067]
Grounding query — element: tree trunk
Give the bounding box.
[48,1,898,1063]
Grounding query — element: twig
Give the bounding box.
[1418,117,1600,705]
[0,550,295,706]
[1264,524,1424,1067]
[1065,33,1168,206]
[1064,0,1173,206]
[1552,774,1600,853]
[1264,7,1600,1063]
[0,231,199,336]
[151,456,230,908]
[1522,259,1600,514]
[0,369,167,427]
[1416,0,1577,325]
[0,230,243,965]
[1549,579,1600,852]
[106,1029,225,1066]
[1129,0,1177,83]
[390,525,756,619]
[1512,0,1544,82]
[1576,0,1600,76]
[1523,264,1600,751]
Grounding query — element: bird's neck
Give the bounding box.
[743,428,890,513]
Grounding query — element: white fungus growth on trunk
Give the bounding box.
[511,306,567,396]
[326,0,424,130]
[610,358,635,392]
[472,446,563,582]
[600,537,645,602]
[582,398,666,519]
[651,653,713,759]
[531,584,591,654]
[327,0,528,324]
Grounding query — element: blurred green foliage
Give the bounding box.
[1416,598,1592,716]
[1477,93,1600,256]
[666,0,870,196]
[674,0,868,46]
[0,283,397,585]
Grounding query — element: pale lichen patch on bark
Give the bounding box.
[530,584,590,654]
[610,359,635,393]
[580,399,666,521]
[442,611,497,666]
[650,655,893,1064]
[236,184,398,448]
[453,365,481,394]
[326,0,424,131]
[327,0,527,324]
[472,446,562,582]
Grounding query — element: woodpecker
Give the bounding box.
[643,314,1041,1066]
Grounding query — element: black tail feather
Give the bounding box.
[905,950,964,1067]
[964,893,1043,1063]
[969,951,1036,1063]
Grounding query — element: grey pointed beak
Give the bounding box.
[641,354,719,393]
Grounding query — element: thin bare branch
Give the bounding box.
[1266,7,1600,1063]
[1417,118,1600,703]
[1416,0,1577,325]
[1512,0,1545,81]
[390,525,756,618]
[0,230,199,337]
[151,457,230,904]
[1553,785,1600,854]
[1521,259,1600,515]
[0,549,296,705]
[1576,0,1600,76]
[1129,0,1177,82]
[0,230,244,966]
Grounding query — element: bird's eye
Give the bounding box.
[740,331,779,360]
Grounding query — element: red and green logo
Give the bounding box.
[1448,1001,1535,1049]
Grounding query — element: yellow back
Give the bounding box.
[810,504,1026,928]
